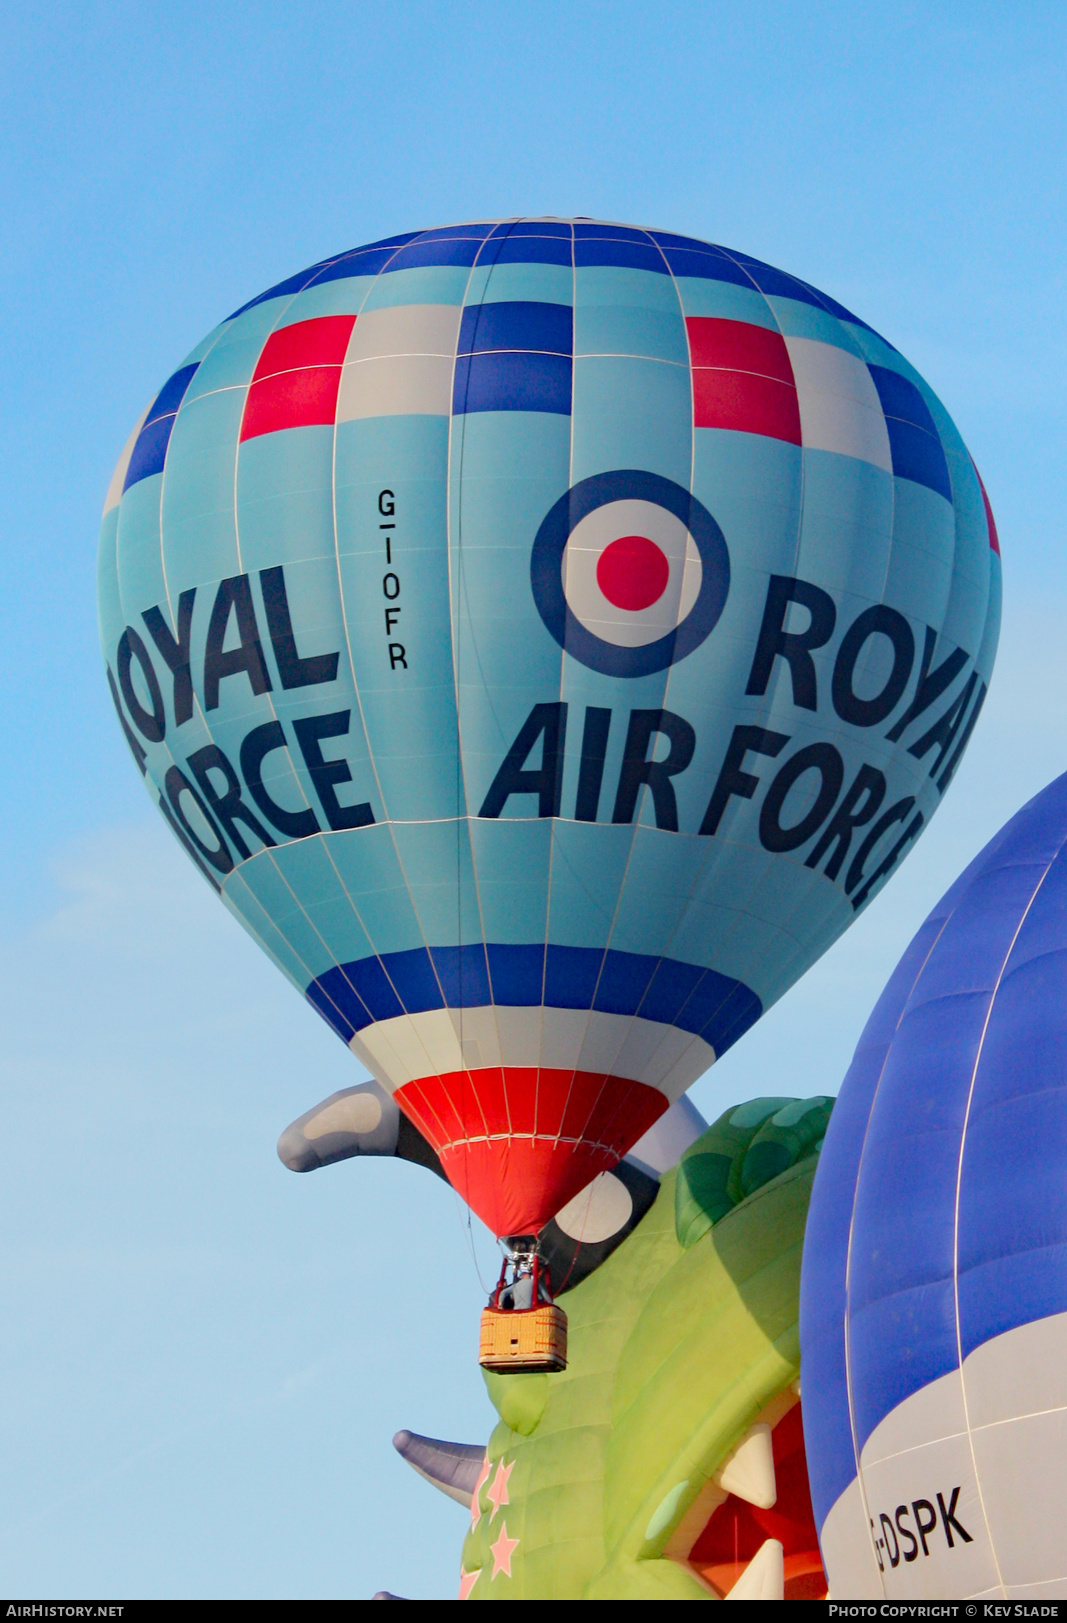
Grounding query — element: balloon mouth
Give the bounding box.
[684,1398,827,1599]
[500,1233,540,1256]
[393,1066,670,1238]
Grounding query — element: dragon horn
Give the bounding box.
[392,1430,486,1507]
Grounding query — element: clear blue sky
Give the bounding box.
[2,0,1065,1599]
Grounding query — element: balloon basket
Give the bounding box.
[479,1303,568,1374]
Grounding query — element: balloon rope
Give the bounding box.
[453,1183,492,1296]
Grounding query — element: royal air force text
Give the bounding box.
[106,555,985,909]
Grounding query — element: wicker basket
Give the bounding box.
[479,1303,568,1373]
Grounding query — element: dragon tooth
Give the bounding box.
[724,1538,785,1601]
[714,1421,777,1508]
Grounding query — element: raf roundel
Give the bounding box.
[530,470,731,677]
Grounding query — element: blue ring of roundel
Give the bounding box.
[529,469,731,677]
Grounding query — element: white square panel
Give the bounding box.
[784,336,892,472]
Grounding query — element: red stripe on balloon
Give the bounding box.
[687,317,795,381]
[240,314,357,442]
[973,462,1001,555]
[394,1066,668,1237]
[687,316,801,445]
[251,316,357,378]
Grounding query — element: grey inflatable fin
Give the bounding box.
[277,1078,446,1179]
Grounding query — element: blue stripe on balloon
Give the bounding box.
[452,350,572,415]
[122,362,199,492]
[656,246,756,286]
[807,285,884,332]
[411,224,496,241]
[346,230,425,251]
[485,943,548,1003]
[305,943,761,1057]
[385,237,485,270]
[649,229,719,252]
[144,364,200,424]
[869,364,953,501]
[489,220,573,239]
[458,300,573,356]
[722,255,816,302]
[541,945,609,1010]
[227,261,338,318]
[122,416,174,491]
[573,238,666,274]
[667,244,882,336]
[653,237,883,340]
[732,252,867,320]
[573,223,655,243]
[867,364,942,437]
[429,943,492,1007]
[885,417,952,501]
[489,235,574,266]
[304,247,411,287]
[227,235,422,316]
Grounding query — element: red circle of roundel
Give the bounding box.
[596,534,670,611]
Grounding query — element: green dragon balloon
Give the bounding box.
[278,1086,832,1599]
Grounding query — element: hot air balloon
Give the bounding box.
[799,773,1067,1602]
[98,218,999,1365]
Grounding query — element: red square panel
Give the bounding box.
[251,314,357,381]
[687,317,800,444]
[240,365,347,441]
[686,316,794,383]
[692,366,802,444]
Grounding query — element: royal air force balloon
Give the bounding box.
[98,218,1000,1241]
[801,773,1067,1603]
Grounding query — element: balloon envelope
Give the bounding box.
[98,219,1000,1237]
[801,773,1067,1599]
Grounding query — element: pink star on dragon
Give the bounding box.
[486,1456,514,1521]
[458,1567,481,1600]
[489,1520,520,1580]
[470,1454,491,1530]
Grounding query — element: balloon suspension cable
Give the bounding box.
[450,1183,493,1297]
